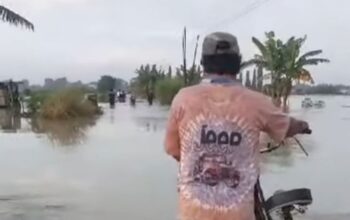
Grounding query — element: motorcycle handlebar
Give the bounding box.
[260,130,312,154]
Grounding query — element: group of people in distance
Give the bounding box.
[107,89,154,107]
[108,89,126,107]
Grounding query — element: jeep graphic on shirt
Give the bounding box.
[178,114,259,210]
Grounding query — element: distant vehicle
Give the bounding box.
[301,97,313,108]
[314,100,325,108]
[117,91,126,103]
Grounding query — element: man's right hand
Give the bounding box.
[286,118,311,137]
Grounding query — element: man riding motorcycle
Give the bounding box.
[164,32,310,220]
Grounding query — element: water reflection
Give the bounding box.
[261,146,295,168]
[133,116,166,132]
[30,117,97,147]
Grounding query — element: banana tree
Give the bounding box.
[242,31,329,107]
[280,35,329,106]
[0,5,34,30]
[241,31,286,105]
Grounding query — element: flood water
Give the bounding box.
[0,95,350,220]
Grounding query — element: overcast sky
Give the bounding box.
[0,0,348,85]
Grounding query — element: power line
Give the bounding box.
[192,0,272,42]
[185,0,273,66]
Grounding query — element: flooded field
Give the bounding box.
[0,95,350,220]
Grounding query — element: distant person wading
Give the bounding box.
[147,91,154,106]
[108,89,116,107]
[130,94,136,106]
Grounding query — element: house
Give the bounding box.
[0,80,22,108]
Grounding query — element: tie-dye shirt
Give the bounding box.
[165,79,290,220]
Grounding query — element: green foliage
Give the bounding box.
[167,66,172,78]
[97,93,108,103]
[243,31,329,106]
[132,63,201,105]
[97,75,127,93]
[155,78,184,105]
[115,78,128,91]
[27,90,51,114]
[187,65,202,85]
[134,64,165,97]
[97,75,116,92]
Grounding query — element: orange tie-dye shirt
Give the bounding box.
[165,78,290,220]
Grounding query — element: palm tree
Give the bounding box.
[0,5,34,30]
[242,31,329,107]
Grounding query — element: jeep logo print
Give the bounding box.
[200,125,242,146]
[179,115,259,210]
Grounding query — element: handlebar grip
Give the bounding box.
[302,128,312,134]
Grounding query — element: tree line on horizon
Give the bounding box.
[129,63,201,105]
[131,31,330,107]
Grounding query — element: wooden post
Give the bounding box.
[189,35,200,85]
[182,27,188,85]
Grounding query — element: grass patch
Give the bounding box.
[155,78,184,105]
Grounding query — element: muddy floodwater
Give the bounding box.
[0,95,350,220]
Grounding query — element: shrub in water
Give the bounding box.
[40,89,97,120]
[155,78,184,105]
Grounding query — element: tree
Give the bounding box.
[0,5,34,30]
[245,71,251,88]
[242,31,329,107]
[252,69,257,90]
[257,65,263,91]
[187,64,202,85]
[167,66,172,78]
[133,61,200,104]
[238,72,243,84]
[175,67,182,78]
[97,75,116,92]
[115,78,128,91]
[134,64,165,97]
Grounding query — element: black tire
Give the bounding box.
[265,188,312,214]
